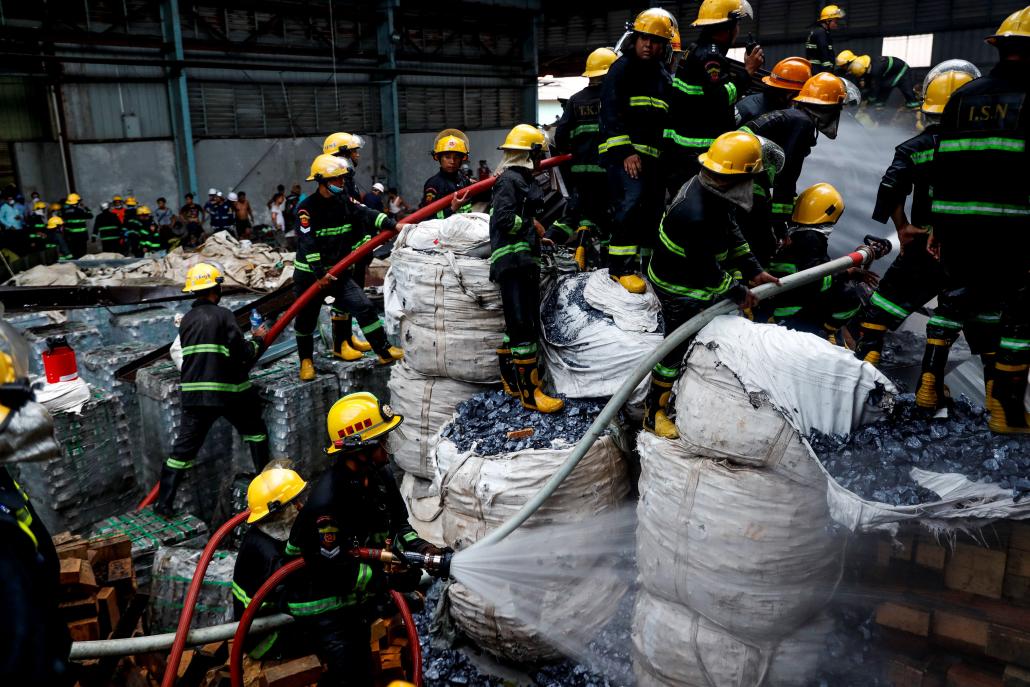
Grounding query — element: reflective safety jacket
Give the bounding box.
[663,43,747,175]
[648,177,762,304]
[931,60,1030,241]
[488,166,545,281]
[232,527,292,659]
[59,205,92,235]
[864,56,910,100]
[178,299,261,407]
[206,201,234,231]
[93,209,122,247]
[128,218,163,253]
[294,192,395,280]
[873,127,937,229]
[556,83,605,175]
[420,169,472,219]
[598,52,671,164]
[741,108,818,221]
[284,462,430,618]
[26,214,48,249]
[805,24,834,74]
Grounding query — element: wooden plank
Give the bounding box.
[59,558,97,590]
[917,541,949,571]
[1008,550,1030,579]
[888,657,930,687]
[1004,664,1030,687]
[877,602,931,637]
[948,663,1003,687]
[67,618,100,642]
[52,531,77,546]
[56,541,89,561]
[258,655,322,687]
[946,544,1007,599]
[1004,575,1030,606]
[934,610,990,652]
[1011,524,1030,553]
[59,594,98,623]
[988,625,1030,669]
[97,587,119,638]
[87,534,132,572]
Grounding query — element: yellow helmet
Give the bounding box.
[246,467,307,524]
[692,0,753,27]
[922,70,975,114]
[326,392,403,454]
[112,195,123,202]
[498,124,546,151]
[848,54,872,77]
[137,205,152,216]
[792,183,845,225]
[836,49,856,67]
[819,4,845,21]
[794,72,848,105]
[987,6,1030,44]
[0,321,32,430]
[66,193,81,205]
[322,132,353,156]
[307,153,353,182]
[699,131,764,175]
[125,196,138,207]
[33,200,46,211]
[49,202,61,212]
[47,216,64,229]
[582,47,618,78]
[631,7,678,39]
[182,262,224,293]
[387,683,416,687]
[433,129,471,158]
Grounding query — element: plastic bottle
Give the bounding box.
[250,309,263,330]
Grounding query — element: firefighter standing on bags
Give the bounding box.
[854,67,977,370]
[644,131,779,439]
[806,5,844,74]
[0,321,72,685]
[421,129,474,219]
[849,54,921,109]
[93,202,123,254]
[154,262,271,516]
[59,193,92,258]
[284,393,450,686]
[293,154,405,382]
[926,7,1030,433]
[232,466,309,661]
[549,47,618,268]
[664,0,763,195]
[491,124,565,414]
[599,7,674,294]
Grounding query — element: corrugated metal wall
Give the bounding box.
[62,82,172,141]
[0,77,51,141]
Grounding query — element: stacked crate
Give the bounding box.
[51,532,137,643]
[148,545,237,633]
[109,307,180,346]
[78,342,151,461]
[91,509,208,591]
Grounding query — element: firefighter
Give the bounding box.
[0,321,72,685]
[927,7,1030,432]
[835,49,857,74]
[806,5,844,74]
[766,183,865,342]
[232,466,308,660]
[664,0,764,195]
[293,154,405,381]
[736,57,812,125]
[134,206,164,254]
[110,195,127,224]
[93,201,123,254]
[742,72,847,234]
[491,124,564,414]
[284,393,450,687]
[323,132,366,203]
[599,7,674,294]
[420,129,474,219]
[154,262,271,516]
[123,196,139,224]
[25,201,49,256]
[549,47,618,269]
[854,69,976,369]
[644,131,779,438]
[59,193,92,258]
[45,216,72,262]
[849,54,920,109]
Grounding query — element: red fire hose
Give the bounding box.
[228,557,425,687]
[160,510,251,687]
[135,153,571,512]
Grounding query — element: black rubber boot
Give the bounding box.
[988,362,1030,434]
[915,338,952,410]
[154,465,184,518]
[496,347,520,398]
[513,355,564,414]
[854,321,888,366]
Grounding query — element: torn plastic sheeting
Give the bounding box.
[582,267,663,333]
[5,262,86,286]
[149,545,236,633]
[400,472,446,548]
[398,212,492,255]
[34,377,92,415]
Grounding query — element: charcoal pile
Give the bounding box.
[439,390,607,456]
[810,394,1030,505]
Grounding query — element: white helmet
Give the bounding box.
[208,187,218,195]
[216,191,224,198]
[227,192,239,201]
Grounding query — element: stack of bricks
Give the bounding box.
[849,520,1030,687]
[52,531,136,644]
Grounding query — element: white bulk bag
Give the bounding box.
[399,472,446,548]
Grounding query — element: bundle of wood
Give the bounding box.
[54,531,136,643]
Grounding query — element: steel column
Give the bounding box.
[161,0,198,199]
[377,0,401,190]
[521,11,539,124]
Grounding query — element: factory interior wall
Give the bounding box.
[12,141,73,203]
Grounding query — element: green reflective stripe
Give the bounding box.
[774,305,803,317]
[832,305,861,320]
[571,123,600,137]
[511,342,538,356]
[647,264,719,301]
[361,319,383,334]
[181,344,230,357]
[287,597,345,616]
[551,222,574,238]
[599,135,632,154]
[608,244,638,257]
[938,138,1026,154]
[353,563,373,593]
[672,78,703,96]
[729,242,750,259]
[490,241,531,263]
[232,581,252,605]
[653,362,679,380]
[752,184,768,197]
[315,224,352,236]
[352,234,372,250]
[928,314,963,330]
[65,227,88,233]
[375,213,388,229]
[402,530,419,542]
[658,223,685,258]
[769,262,797,274]
[714,250,729,261]
[629,96,669,111]
[725,82,738,104]
[931,200,1030,217]
[662,130,715,149]
[975,312,1002,323]
[249,630,279,660]
[804,43,818,49]
[242,434,267,443]
[166,457,192,470]
[739,126,754,135]
[888,60,908,87]
[510,215,523,234]
[1001,338,1030,351]
[870,292,910,319]
[633,144,660,157]
[570,164,605,173]
[306,252,321,262]
[285,542,302,556]
[771,202,794,215]
[293,260,313,273]
[181,381,253,393]
[820,275,834,292]
[911,149,934,165]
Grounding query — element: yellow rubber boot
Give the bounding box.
[914,338,952,410]
[496,347,520,398]
[377,346,404,365]
[987,362,1030,434]
[854,321,887,366]
[334,340,365,362]
[513,355,564,414]
[299,358,316,381]
[643,377,679,439]
[612,273,647,294]
[349,336,372,353]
